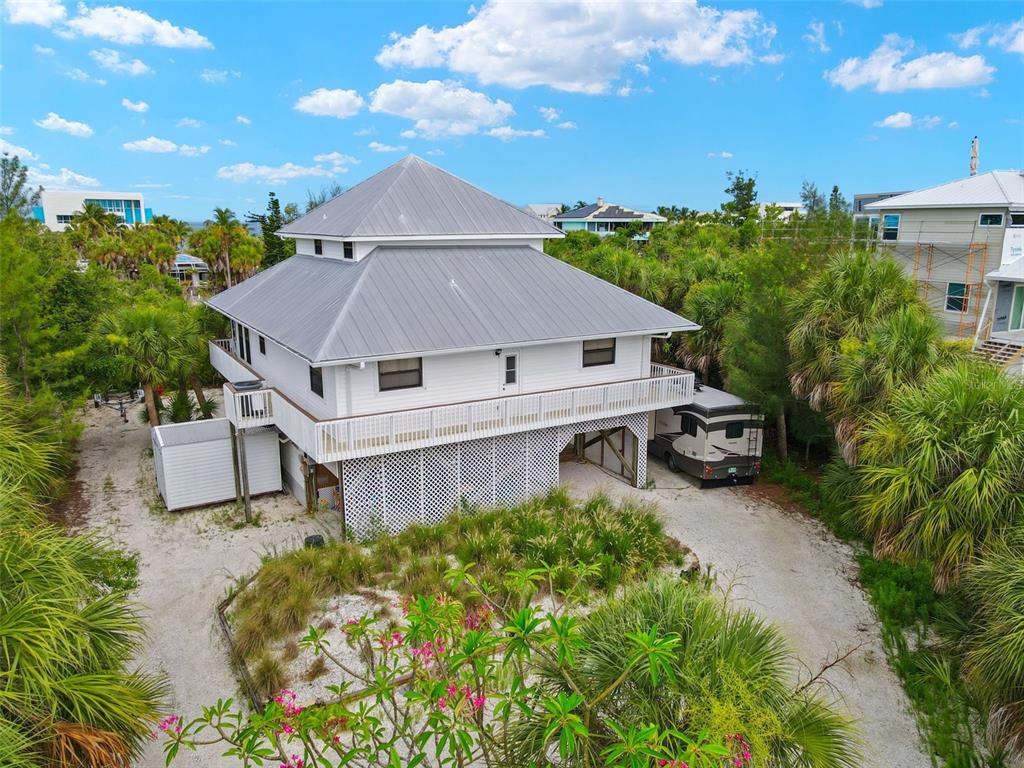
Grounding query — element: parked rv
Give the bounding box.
[650,384,763,484]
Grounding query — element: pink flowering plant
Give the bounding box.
[162,569,858,767]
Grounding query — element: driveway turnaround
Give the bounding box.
[562,459,929,768]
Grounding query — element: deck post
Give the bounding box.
[236,427,252,523]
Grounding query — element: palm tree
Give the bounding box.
[507,577,860,767]
[125,226,176,274]
[95,305,190,426]
[229,234,263,281]
[847,360,1024,590]
[68,202,119,242]
[963,529,1024,758]
[679,278,743,381]
[150,215,190,250]
[206,207,246,288]
[787,251,919,414]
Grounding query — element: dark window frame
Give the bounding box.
[309,365,324,398]
[313,239,323,255]
[343,242,354,260]
[978,213,1004,227]
[378,357,422,392]
[1010,213,1024,227]
[504,354,517,385]
[725,422,745,439]
[945,282,971,313]
[582,338,616,367]
[881,213,900,241]
[242,326,251,364]
[258,335,266,355]
[680,414,698,438]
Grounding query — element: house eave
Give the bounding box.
[276,231,565,242]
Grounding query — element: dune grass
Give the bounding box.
[230,488,684,661]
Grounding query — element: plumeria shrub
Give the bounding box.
[163,573,859,768]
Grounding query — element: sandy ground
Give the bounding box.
[561,459,928,768]
[73,401,338,768]
[74,400,925,768]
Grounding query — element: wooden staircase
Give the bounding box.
[974,338,1024,371]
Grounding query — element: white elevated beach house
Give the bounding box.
[205,156,697,533]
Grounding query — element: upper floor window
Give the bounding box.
[56,214,75,224]
[979,213,1004,227]
[313,239,323,255]
[583,338,616,367]
[379,357,422,391]
[1011,213,1024,227]
[343,242,354,260]
[945,282,971,313]
[881,214,900,241]
[258,335,266,355]
[309,365,324,397]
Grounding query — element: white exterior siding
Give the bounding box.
[341,335,650,418]
[239,332,339,419]
[293,236,547,262]
[885,206,1008,250]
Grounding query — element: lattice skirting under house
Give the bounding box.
[340,412,649,536]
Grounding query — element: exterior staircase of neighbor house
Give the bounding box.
[974,337,1024,372]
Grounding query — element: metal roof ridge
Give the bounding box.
[311,251,378,363]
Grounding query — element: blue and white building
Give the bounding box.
[33,190,153,231]
[552,197,666,239]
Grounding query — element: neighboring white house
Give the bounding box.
[758,201,806,221]
[864,170,1024,372]
[204,156,698,533]
[552,198,666,239]
[32,190,153,231]
[523,203,563,221]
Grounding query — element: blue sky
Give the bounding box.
[2,0,1022,221]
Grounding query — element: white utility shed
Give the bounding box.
[152,418,281,511]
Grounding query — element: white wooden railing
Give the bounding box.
[212,340,694,463]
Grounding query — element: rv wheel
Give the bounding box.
[665,453,678,472]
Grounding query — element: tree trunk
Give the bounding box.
[143,382,160,426]
[190,374,208,408]
[775,410,788,462]
[222,248,232,288]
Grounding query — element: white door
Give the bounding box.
[501,351,520,395]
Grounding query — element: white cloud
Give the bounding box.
[354,127,373,136]
[918,115,942,129]
[845,0,882,7]
[375,0,776,94]
[313,151,359,170]
[219,138,237,146]
[874,111,913,128]
[293,87,365,119]
[176,116,201,128]
[760,52,785,64]
[426,148,444,156]
[90,48,152,76]
[4,0,65,26]
[216,161,335,184]
[538,106,560,122]
[130,182,171,188]
[486,126,546,141]
[948,120,960,129]
[65,67,106,85]
[952,26,986,49]
[556,120,577,130]
[63,3,211,48]
[0,138,38,160]
[0,126,13,135]
[953,19,1024,55]
[369,79,513,138]
[707,150,734,158]
[178,144,210,157]
[200,68,240,83]
[33,43,56,54]
[235,115,251,125]
[635,62,651,75]
[121,97,148,112]
[826,34,995,92]
[34,111,93,137]
[368,141,407,153]
[617,84,633,97]
[27,165,99,188]
[802,21,829,53]
[123,136,178,153]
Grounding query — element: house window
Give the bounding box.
[681,414,698,438]
[881,214,900,241]
[978,213,1004,227]
[725,422,745,439]
[379,357,422,391]
[504,355,517,385]
[313,239,323,255]
[582,338,616,367]
[945,282,971,313]
[258,335,266,355]
[1010,213,1024,227]
[56,214,74,224]
[343,242,354,260]
[242,327,251,364]
[309,366,324,397]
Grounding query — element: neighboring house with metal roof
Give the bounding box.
[523,203,563,221]
[552,197,667,239]
[203,155,698,533]
[864,170,1024,371]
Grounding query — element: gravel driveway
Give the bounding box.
[562,459,928,768]
[75,402,926,768]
